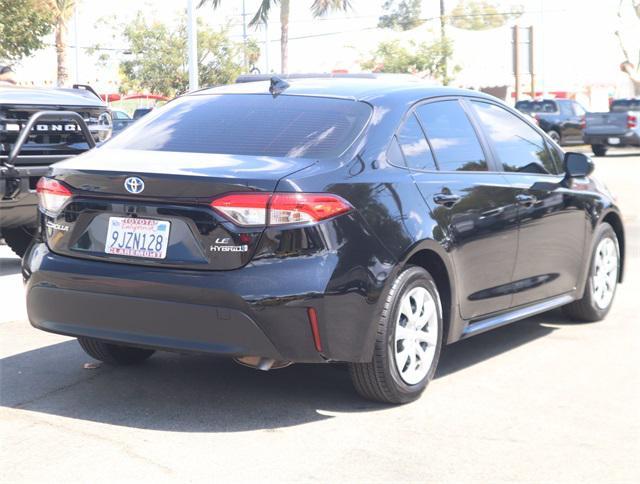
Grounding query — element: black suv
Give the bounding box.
[1,84,111,256]
[24,79,624,403]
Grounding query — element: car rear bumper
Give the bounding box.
[28,285,284,359]
[23,242,392,363]
[583,131,640,147]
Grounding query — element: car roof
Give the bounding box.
[0,85,105,107]
[188,77,497,105]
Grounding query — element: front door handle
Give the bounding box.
[515,193,537,207]
[433,193,461,207]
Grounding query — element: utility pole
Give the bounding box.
[74,5,80,84]
[242,0,248,71]
[264,20,270,74]
[187,0,198,91]
[529,26,535,98]
[513,25,520,102]
[439,0,447,85]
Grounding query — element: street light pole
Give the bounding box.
[187,0,199,91]
[74,5,80,84]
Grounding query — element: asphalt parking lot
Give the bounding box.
[1,148,639,483]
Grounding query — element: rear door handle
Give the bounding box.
[515,193,537,207]
[433,193,461,207]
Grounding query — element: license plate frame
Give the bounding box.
[608,137,621,145]
[105,216,171,259]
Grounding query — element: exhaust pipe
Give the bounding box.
[234,356,292,371]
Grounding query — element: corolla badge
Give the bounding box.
[124,177,145,194]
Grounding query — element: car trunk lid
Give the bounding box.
[44,149,315,270]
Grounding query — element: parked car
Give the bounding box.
[132,107,152,120]
[111,109,134,134]
[583,98,640,156]
[0,84,111,256]
[24,78,624,403]
[515,98,587,145]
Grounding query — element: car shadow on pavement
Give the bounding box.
[1,309,575,432]
[0,257,21,276]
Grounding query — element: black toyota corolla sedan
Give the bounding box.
[23,78,625,403]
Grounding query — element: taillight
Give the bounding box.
[210,192,352,227]
[36,177,72,214]
[627,114,637,129]
[580,115,586,130]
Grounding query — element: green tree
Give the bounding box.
[361,38,459,85]
[448,1,522,30]
[0,0,54,63]
[119,13,244,97]
[378,0,423,31]
[198,0,352,74]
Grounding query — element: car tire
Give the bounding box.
[547,129,561,144]
[78,337,155,365]
[563,223,620,322]
[591,144,608,157]
[349,265,443,404]
[2,226,34,258]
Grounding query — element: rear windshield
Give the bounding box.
[515,100,558,113]
[105,94,371,159]
[610,99,640,112]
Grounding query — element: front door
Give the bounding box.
[468,99,586,307]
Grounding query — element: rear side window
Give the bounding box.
[559,101,573,116]
[396,114,436,170]
[515,100,558,113]
[611,99,640,112]
[415,100,487,172]
[105,94,371,159]
[471,101,561,175]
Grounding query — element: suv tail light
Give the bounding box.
[36,177,72,214]
[627,114,637,129]
[211,192,352,227]
[580,115,586,130]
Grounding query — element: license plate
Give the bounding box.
[105,217,170,259]
[608,137,620,145]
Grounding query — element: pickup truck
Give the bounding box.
[583,98,640,156]
[0,84,111,256]
[515,98,588,145]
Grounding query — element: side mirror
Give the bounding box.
[564,152,594,178]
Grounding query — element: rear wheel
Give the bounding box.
[2,226,35,258]
[78,337,155,365]
[563,223,619,322]
[591,144,608,157]
[349,266,443,404]
[547,129,561,144]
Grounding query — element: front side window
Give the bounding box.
[105,94,372,159]
[416,100,487,172]
[396,113,436,170]
[471,101,561,175]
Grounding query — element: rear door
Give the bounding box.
[468,99,586,307]
[404,98,519,320]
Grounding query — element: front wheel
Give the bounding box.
[78,337,155,365]
[563,223,620,322]
[591,144,608,157]
[349,266,443,404]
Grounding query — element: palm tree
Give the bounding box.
[42,0,76,86]
[199,0,352,74]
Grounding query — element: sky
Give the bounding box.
[13,0,640,106]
